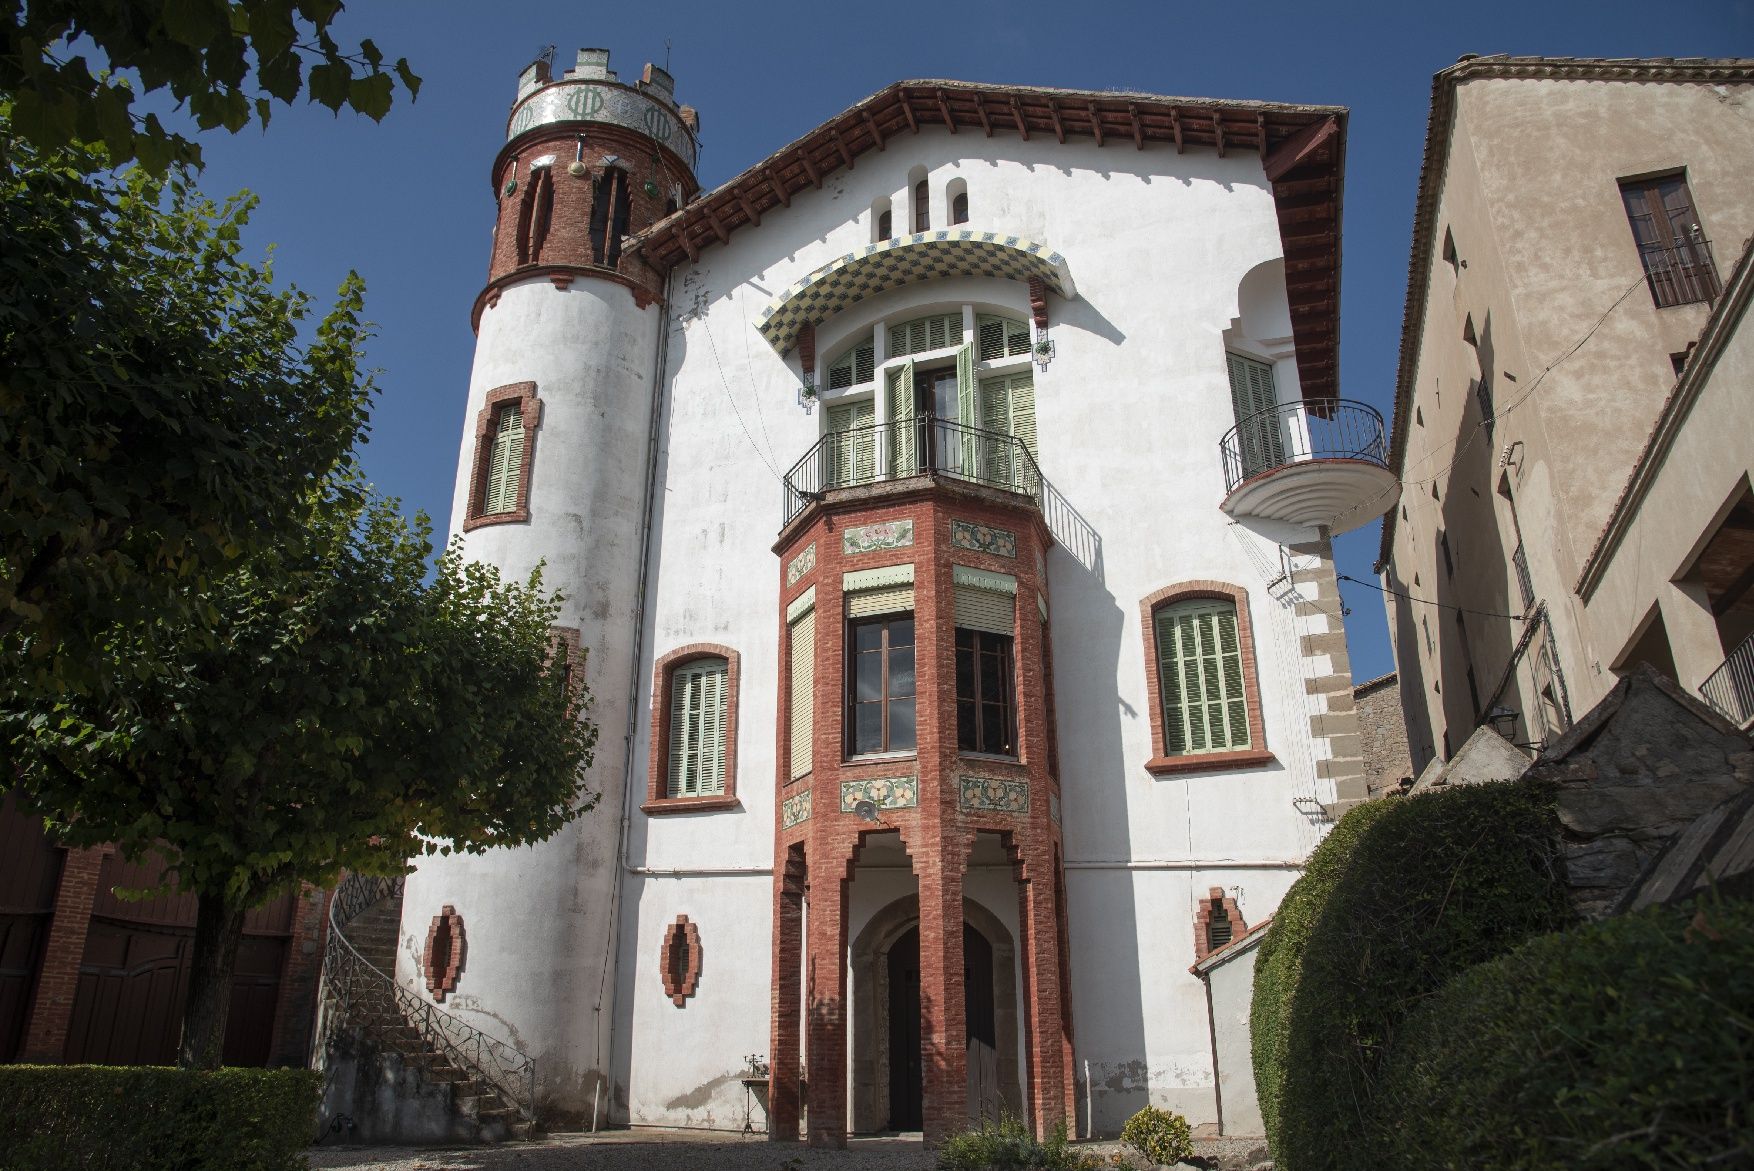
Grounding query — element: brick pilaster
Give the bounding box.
[918,846,968,1146]
[267,884,332,1068]
[1015,842,1073,1139]
[20,847,105,1062]
[769,845,806,1141]
[804,841,851,1148]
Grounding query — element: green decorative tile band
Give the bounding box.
[781,791,812,829]
[840,776,919,813]
[950,519,1017,558]
[953,565,1017,594]
[787,542,817,587]
[844,519,914,556]
[958,775,1029,814]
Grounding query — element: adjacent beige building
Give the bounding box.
[1377,55,1754,769]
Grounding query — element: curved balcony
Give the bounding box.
[1219,399,1397,534]
[783,417,1041,527]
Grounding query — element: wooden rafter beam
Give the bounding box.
[1088,101,1104,147]
[1128,102,1144,150]
[1047,97,1065,143]
[1010,95,1029,140]
[973,94,993,137]
[676,225,699,264]
[1212,111,1226,158]
[1257,113,1268,160]
[864,110,886,151]
[1263,115,1338,182]
[737,191,761,227]
[1170,108,1183,153]
[767,172,790,208]
[900,96,919,134]
[706,206,730,245]
[799,150,821,189]
[936,89,958,133]
[831,126,856,171]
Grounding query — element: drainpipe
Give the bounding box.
[596,266,676,1110]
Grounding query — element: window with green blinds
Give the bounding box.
[976,313,1031,362]
[788,611,815,780]
[668,657,728,797]
[1225,353,1285,476]
[888,313,964,358]
[1154,600,1250,755]
[825,398,876,486]
[827,339,875,389]
[483,404,524,514]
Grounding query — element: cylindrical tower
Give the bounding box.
[398,47,699,1125]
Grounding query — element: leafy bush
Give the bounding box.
[1249,797,1394,1145]
[1370,897,1754,1170]
[1256,780,1573,1170]
[1120,1105,1193,1165]
[937,1113,1098,1170]
[0,1065,319,1170]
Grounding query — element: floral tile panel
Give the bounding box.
[843,519,914,556]
[781,790,812,829]
[786,541,817,587]
[950,519,1017,559]
[840,776,919,812]
[958,775,1029,814]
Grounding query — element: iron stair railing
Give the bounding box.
[322,873,537,1128]
[1700,631,1754,729]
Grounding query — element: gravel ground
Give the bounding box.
[307,1131,1273,1171]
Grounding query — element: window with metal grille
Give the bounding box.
[666,657,728,798]
[827,339,876,389]
[847,613,916,755]
[888,313,964,358]
[1620,172,1719,308]
[975,313,1031,362]
[482,404,524,515]
[1153,600,1250,755]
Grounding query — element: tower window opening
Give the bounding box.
[952,191,969,225]
[592,167,632,266]
[878,209,893,239]
[518,166,555,265]
[913,179,930,233]
[483,403,525,515]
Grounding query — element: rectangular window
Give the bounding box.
[1155,600,1249,755]
[667,658,728,797]
[483,404,524,515]
[956,629,1016,755]
[1620,173,1719,308]
[847,614,916,756]
[788,610,815,780]
[1476,375,1494,440]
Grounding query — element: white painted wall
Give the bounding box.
[1202,940,1266,1137]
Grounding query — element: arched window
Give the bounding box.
[913,179,930,233]
[827,336,876,389]
[591,166,632,267]
[952,191,969,225]
[646,645,741,812]
[873,196,894,242]
[1140,583,1272,774]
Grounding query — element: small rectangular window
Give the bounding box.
[847,614,916,755]
[956,629,1016,755]
[483,404,524,515]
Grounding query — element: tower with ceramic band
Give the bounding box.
[397,47,699,1124]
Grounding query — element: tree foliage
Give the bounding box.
[3,0,419,173]
[6,485,598,1066]
[1,120,370,697]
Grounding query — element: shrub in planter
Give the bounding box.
[1370,897,1754,1170]
[936,1113,1098,1170]
[1120,1105,1193,1165]
[0,1065,320,1171]
[1256,779,1573,1171]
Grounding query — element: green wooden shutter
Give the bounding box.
[886,361,916,476]
[1154,601,1250,755]
[826,399,876,487]
[668,658,728,797]
[485,404,523,514]
[980,374,1014,486]
[1225,353,1285,475]
[789,609,815,779]
[956,343,977,475]
[1008,374,1037,461]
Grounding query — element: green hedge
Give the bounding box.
[1254,780,1574,1170]
[1249,796,1394,1147]
[1371,897,1754,1169]
[0,1065,319,1171]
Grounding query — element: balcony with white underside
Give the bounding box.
[1219,398,1398,534]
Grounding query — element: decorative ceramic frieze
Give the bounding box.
[843,519,914,556]
[780,790,812,829]
[786,541,817,587]
[950,519,1017,559]
[958,775,1029,814]
[840,776,919,813]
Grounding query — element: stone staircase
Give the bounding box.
[320,877,535,1144]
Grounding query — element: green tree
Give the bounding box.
[3,0,419,173]
[0,120,369,698]
[5,485,598,1069]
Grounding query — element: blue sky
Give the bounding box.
[177,0,1750,682]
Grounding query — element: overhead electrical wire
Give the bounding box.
[1337,573,1526,621]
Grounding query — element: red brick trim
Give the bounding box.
[660,915,703,1007]
[1140,580,1275,776]
[462,382,542,532]
[422,905,466,1003]
[20,845,107,1061]
[645,643,742,815]
[1194,887,1247,963]
[550,625,587,718]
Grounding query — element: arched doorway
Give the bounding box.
[851,897,1020,1133]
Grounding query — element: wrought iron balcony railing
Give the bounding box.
[783,417,1042,526]
[1700,631,1754,728]
[1219,398,1389,493]
[1638,237,1720,309]
[1512,543,1535,614]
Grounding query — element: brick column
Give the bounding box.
[770,845,806,1141]
[804,844,849,1149]
[918,844,968,1146]
[1015,845,1073,1138]
[20,847,105,1062]
[267,884,332,1068]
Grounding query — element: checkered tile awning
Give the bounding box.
[758,231,1074,354]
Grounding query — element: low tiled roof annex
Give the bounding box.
[624,78,1347,402]
[1375,55,1754,573]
